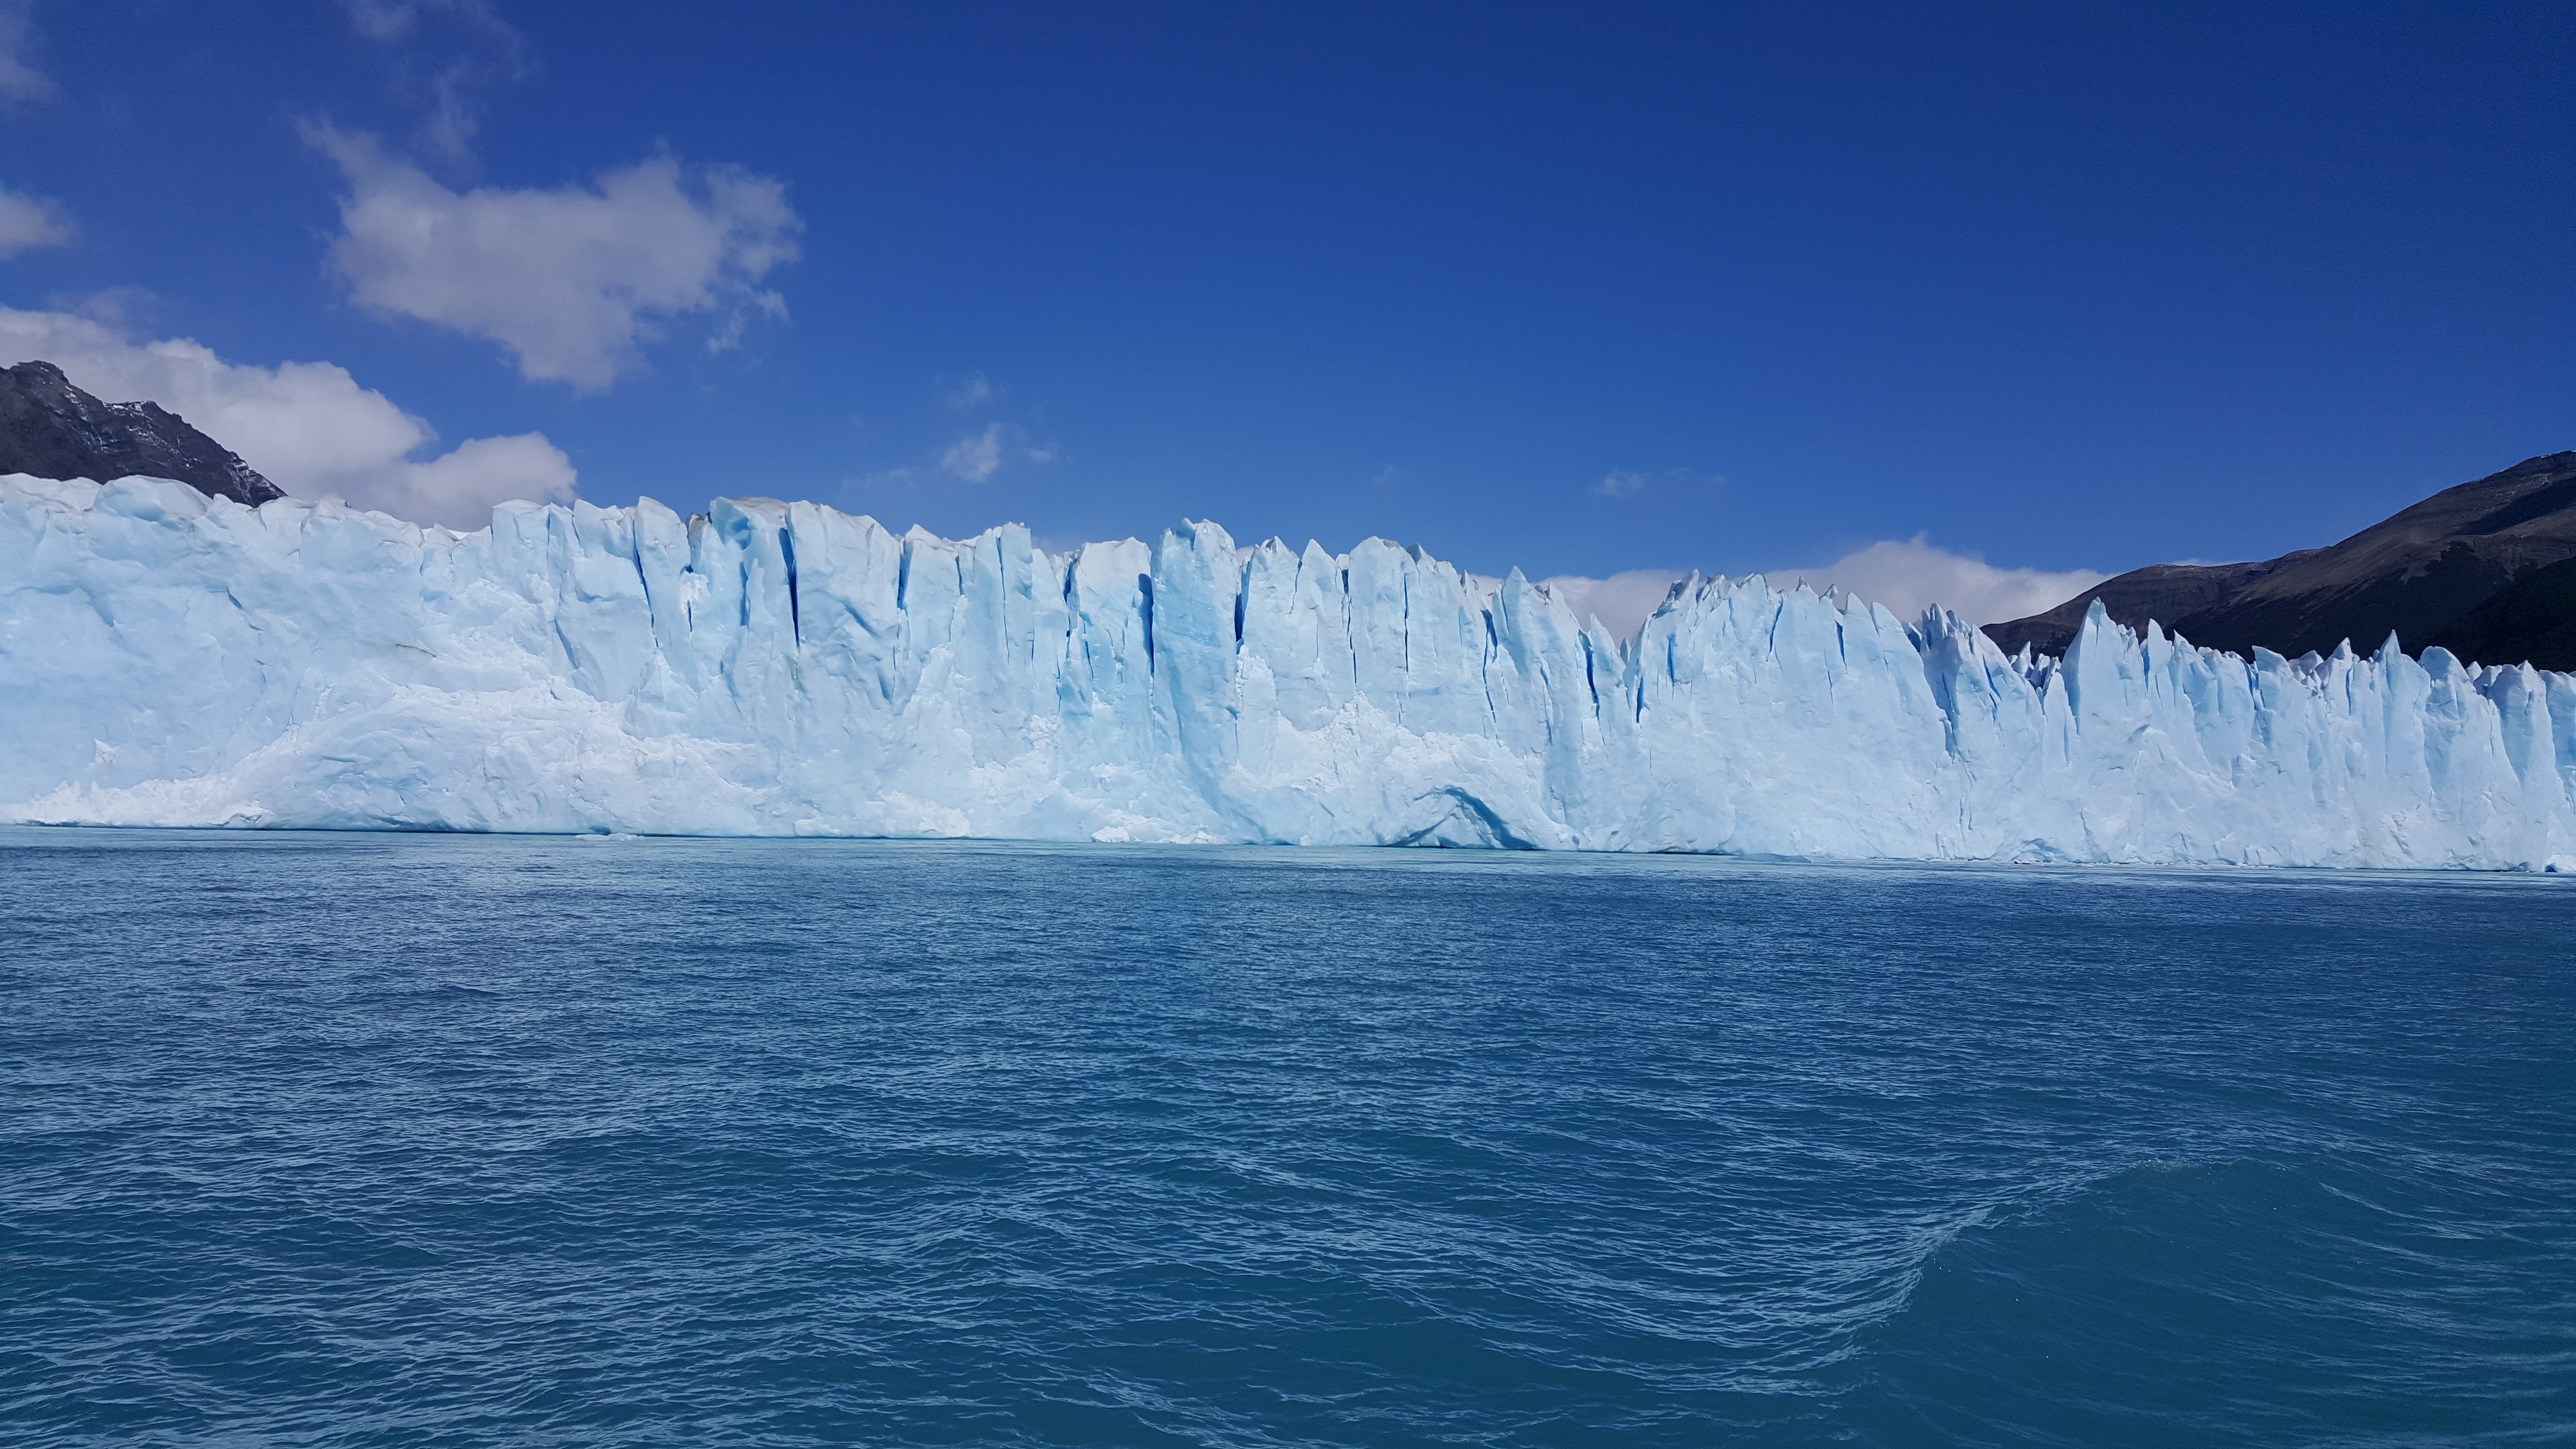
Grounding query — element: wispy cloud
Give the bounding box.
[308,126,800,390]
[0,182,73,256]
[0,305,575,528]
[943,371,994,410]
[0,0,54,104]
[343,0,531,167]
[344,0,516,44]
[43,286,156,328]
[1590,467,1697,499]
[857,419,1057,490]
[940,423,1006,483]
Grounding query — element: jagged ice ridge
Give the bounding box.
[6,473,2575,869]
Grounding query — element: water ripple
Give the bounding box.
[1,831,2569,1445]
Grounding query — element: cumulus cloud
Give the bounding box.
[0,0,54,104]
[377,431,574,525]
[0,306,574,528]
[309,127,800,390]
[1777,535,2106,626]
[1532,570,1690,641]
[0,182,73,256]
[1516,539,2105,645]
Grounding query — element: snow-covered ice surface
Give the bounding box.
[6,473,2575,869]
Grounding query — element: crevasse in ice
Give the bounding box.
[5,474,2574,869]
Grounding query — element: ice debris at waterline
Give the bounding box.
[5,473,2575,869]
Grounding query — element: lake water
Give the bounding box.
[2,829,2570,1446]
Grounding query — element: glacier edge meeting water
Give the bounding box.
[5,472,2575,869]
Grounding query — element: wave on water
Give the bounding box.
[2,831,2569,1445]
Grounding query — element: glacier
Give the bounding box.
[4,472,2574,869]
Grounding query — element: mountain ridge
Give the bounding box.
[1986,451,2576,668]
[0,359,282,508]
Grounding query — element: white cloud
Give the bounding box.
[1776,535,2106,626]
[377,431,575,526]
[0,1,54,104]
[44,285,155,328]
[940,424,1004,483]
[1591,467,1702,499]
[345,0,418,41]
[0,182,72,256]
[1513,538,2105,645]
[344,0,530,168]
[309,127,800,390]
[1534,569,1689,641]
[943,372,994,410]
[862,422,1055,489]
[0,306,574,529]
[344,0,514,44]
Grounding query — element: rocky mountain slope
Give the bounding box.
[0,359,282,507]
[2425,554,2576,672]
[1987,451,2576,666]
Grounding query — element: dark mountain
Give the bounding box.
[0,359,283,507]
[2424,554,2576,673]
[1984,451,2576,667]
[1982,552,2319,656]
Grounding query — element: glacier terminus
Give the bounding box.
[5,473,2574,870]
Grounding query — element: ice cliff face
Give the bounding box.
[6,473,2575,869]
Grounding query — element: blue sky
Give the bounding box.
[0,1,2568,623]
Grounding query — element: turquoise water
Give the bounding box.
[1,829,2570,1446]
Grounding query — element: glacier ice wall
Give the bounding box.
[5,473,2574,869]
